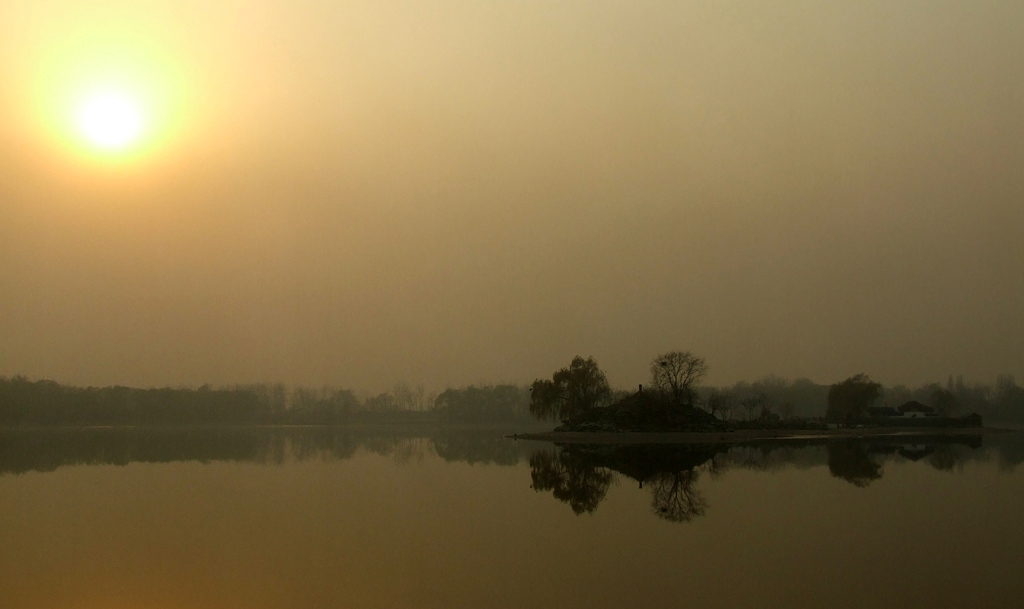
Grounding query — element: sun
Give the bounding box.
[76,90,146,151]
[24,39,187,164]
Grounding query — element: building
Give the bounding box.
[898,400,938,419]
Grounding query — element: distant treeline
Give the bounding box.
[0,376,535,427]
[2,373,1023,427]
[697,374,1024,424]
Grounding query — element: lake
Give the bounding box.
[1,427,1022,608]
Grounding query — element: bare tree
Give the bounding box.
[719,400,735,421]
[393,382,430,411]
[704,388,732,420]
[650,351,708,409]
[741,395,758,421]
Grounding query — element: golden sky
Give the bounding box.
[0,1,1022,390]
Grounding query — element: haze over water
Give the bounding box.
[3,4,1023,607]
[1,428,1023,609]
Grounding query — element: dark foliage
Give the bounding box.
[0,376,537,427]
[529,356,612,422]
[432,384,531,423]
[0,377,264,426]
[826,374,883,422]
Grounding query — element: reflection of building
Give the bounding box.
[897,444,934,461]
[866,402,983,428]
[898,400,938,419]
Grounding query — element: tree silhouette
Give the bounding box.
[704,388,732,420]
[826,374,882,422]
[741,392,775,421]
[650,351,707,410]
[529,356,612,422]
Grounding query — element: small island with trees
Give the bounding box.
[520,352,992,443]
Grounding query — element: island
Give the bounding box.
[514,352,1000,445]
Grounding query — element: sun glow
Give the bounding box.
[76,90,146,151]
[24,38,187,165]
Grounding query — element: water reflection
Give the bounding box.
[1,427,1023,608]
[826,441,883,487]
[529,450,612,514]
[649,469,707,522]
[3,427,1023,525]
[531,434,1010,522]
[0,426,535,476]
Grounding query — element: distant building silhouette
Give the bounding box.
[898,400,938,419]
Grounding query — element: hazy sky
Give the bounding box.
[0,1,1021,391]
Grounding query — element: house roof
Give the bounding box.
[898,400,936,413]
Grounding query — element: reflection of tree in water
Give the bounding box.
[432,431,528,466]
[530,450,613,515]
[531,436,996,520]
[0,428,515,476]
[827,441,882,487]
[531,444,717,521]
[732,444,784,472]
[926,446,959,472]
[648,469,707,522]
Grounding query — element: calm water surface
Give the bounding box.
[1,428,1022,609]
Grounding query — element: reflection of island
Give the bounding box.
[530,434,997,522]
[3,427,1022,522]
[530,444,712,522]
[530,444,720,522]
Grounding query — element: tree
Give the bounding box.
[704,388,732,420]
[826,374,882,422]
[650,351,708,410]
[529,356,612,422]
[930,387,960,416]
[433,385,529,422]
[741,392,774,421]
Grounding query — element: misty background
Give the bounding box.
[0,1,1021,393]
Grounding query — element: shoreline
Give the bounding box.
[511,426,1017,445]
